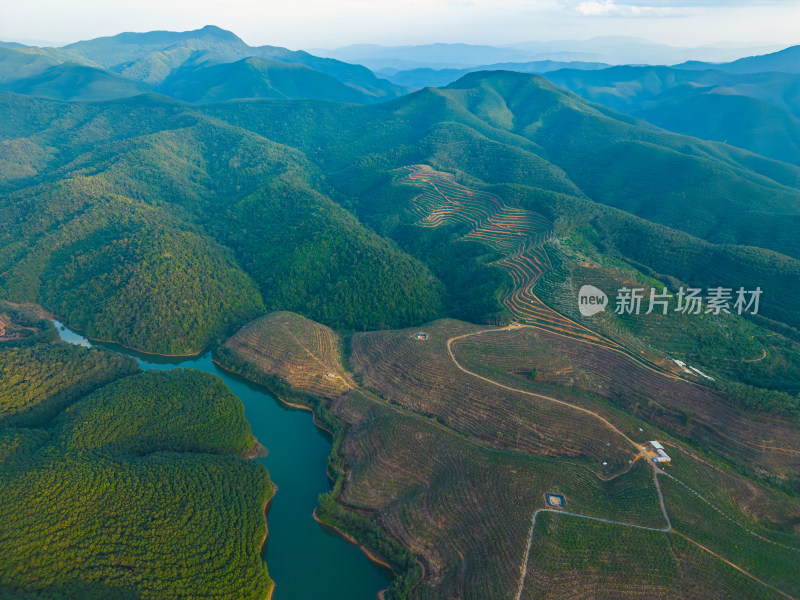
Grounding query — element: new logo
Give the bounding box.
[578,285,608,317]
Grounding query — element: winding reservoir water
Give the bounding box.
[54,321,391,600]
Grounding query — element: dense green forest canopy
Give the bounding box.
[0,314,273,599]
[0,26,406,104]
[1,71,799,404]
[0,93,444,352]
[199,72,800,331]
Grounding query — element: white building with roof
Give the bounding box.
[645,441,671,463]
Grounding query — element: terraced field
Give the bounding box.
[219,314,668,598]
[336,390,669,600]
[394,165,623,352]
[519,511,790,600]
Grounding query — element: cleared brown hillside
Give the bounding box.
[220,312,800,599]
[451,326,800,478]
[224,311,351,397]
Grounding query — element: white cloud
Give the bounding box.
[574,0,679,16]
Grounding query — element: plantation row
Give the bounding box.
[536,247,800,410]
[660,474,800,593]
[659,447,800,578]
[520,512,784,600]
[394,165,623,351]
[221,312,691,598]
[437,324,800,597]
[223,311,351,398]
[663,444,800,542]
[450,326,800,479]
[337,389,534,599]
[220,311,799,598]
[348,320,636,472]
[326,389,672,599]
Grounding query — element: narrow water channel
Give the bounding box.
[54,321,391,599]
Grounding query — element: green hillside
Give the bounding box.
[0,93,443,352]
[637,92,800,166]
[0,27,406,104]
[0,178,266,354]
[0,316,273,599]
[202,70,800,261]
[159,56,375,103]
[677,44,800,74]
[543,66,800,164]
[544,66,800,117]
[62,25,246,70]
[62,25,405,100]
[382,60,610,89]
[201,71,800,333]
[0,62,152,101]
[0,46,98,83]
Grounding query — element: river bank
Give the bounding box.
[54,322,391,600]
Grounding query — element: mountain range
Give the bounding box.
[315,36,780,70]
[544,65,800,165]
[3,28,799,168]
[2,26,800,600]
[0,25,406,103]
[3,68,799,356]
[364,47,800,165]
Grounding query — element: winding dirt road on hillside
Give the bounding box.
[445,325,798,600]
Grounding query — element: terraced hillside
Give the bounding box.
[218,312,800,600]
[394,165,623,352]
[534,242,800,401]
[350,319,634,471]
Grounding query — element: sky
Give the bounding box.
[1,0,798,50]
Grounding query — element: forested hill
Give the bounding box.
[157,57,383,103]
[205,69,800,252]
[2,70,799,363]
[0,92,444,354]
[541,66,800,165]
[199,71,800,324]
[0,314,273,599]
[197,70,800,403]
[0,26,406,103]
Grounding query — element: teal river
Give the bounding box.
[54,321,391,599]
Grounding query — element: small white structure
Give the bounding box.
[689,366,715,381]
[673,359,714,380]
[645,441,672,463]
[672,359,692,374]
